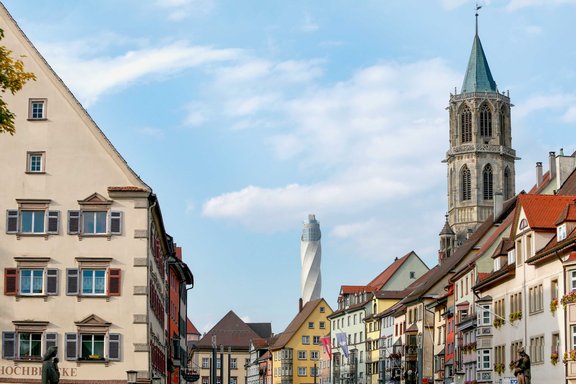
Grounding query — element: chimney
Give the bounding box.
[536,162,543,187]
[550,151,557,180]
[494,192,504,219]
[299,298,303,313]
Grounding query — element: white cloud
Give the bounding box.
[199,56,459,257]
[39,40,242,107]
[515,93,576,120]
[154,0,216,19]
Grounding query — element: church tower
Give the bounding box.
[443,12,517,248]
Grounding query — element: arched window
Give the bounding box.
[461,106,472,143]
[499,108,506,145]
[461,165,471,201]
[480,104,492,137]
[504,167,511,199]
[483,164,493,200]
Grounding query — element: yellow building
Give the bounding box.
[364,291,405,384]
[271,299,333,384]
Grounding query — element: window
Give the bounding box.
[409,271,416,279]
[68,194,123,237]
[319,306,325,313]
[558,224,568,241]
[231,358,237,369]
[66,267,121,297]
[319,321,325,329]
[311,366,319,377]
[298,351,307,360]
[494,298,505,324]
[302,336,310,345]
[510,292,523,317]
[516,240,523,266]
[504,167,512,199]
[552,280,559,300]
[4,267,58,296]
[499,108,506,145]
[313,336,320,345]
[311,351,319,360]
[483,164,493,200]
[461,165,471,201]
[570,270,576,291]
[202,357,210,368]
[571,326,576,350]
[27,152,45,173]
[6,202,59,236]
[494,345,505,368]
[461,106,472,143]
[230,377,237,384]
[202,377,209,384]
[530,335,544,364]
[511,340,523,362]
[2,327,56,361]
[477,349,490,370]
[298,367,307,376]
[479,305,491,325]
[65,332,121,361]
[529,284,544,314]
[308,321,314,329]
[29,99,47,120]
[479,104,492,137]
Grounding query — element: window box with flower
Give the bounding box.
[562,290,576,307]
[509,311,522,323]
[551,352,559,365]
[550,298,559,315]
[494,363,505,375]
[493,317,505,328]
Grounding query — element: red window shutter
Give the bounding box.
[4,268,18,295]
[108,269,121,296]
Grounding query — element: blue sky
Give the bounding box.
[4,0,576,334]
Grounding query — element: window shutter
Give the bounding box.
[4,268,18,295]
[2,332,16,359]
[108,334,121,360]
[65,333,78,360]
[45,333,58,352]
[66,269,79,295]
[110,211,122,235]
[6,210,18,233]
[68,211,80,234]
[47,211,60,234]
[46,269,59,295]
[108,269,121,296]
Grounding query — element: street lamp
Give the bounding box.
[126,370,137,384]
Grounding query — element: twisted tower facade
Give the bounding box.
[300,214,322,304]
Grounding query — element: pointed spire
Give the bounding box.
[461,6,497,93]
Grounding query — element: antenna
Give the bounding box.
[475,3,482,36]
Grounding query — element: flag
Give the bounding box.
[321,336,332,360]
[336,332,349,358]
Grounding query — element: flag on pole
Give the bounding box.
[336,332,349,358]
[321,337,332,360]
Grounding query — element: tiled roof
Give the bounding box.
[528,226,576,264]
[187,318,200,336]
[108,186,149,192]
[271,299,326,350]
[555,202,576,225]
[340,285,375,294]
[474,263,515,291]
[461,33,497,93]
[248,323,273,339]
[196,310,262,350]
[518,194,576,230]
[558,167,576,195]
[367,251,414,290]
[528,171,552,194]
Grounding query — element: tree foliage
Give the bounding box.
[0,28,36,135]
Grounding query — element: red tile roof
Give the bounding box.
[367,251,414,290]
[555,202,576,225]
[196,311,264,350]
[187,318,200,336]
[340,285,375,294]
[518,194,576,230]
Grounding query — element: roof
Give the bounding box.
[528,225,576,264]
[461,33,497,93]
[555,202,576,225]
[187,318,200,336]
[108,186,149,192]
[367,251,415,290]
[196,311,263,350]
[271,298,326,350]
[558,167,576,195]
[248,323,273,339]
[340,285,375,295]
[517,194,576,230]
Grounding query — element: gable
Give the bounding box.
[0,5,149,200]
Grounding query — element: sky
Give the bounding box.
[3,0,576,335]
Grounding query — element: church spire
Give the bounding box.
[461,6,497,93]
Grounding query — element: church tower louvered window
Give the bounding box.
[461,106,472,143]
[480,104,492,137]
[461,165,471,201]
[483,164,493,200]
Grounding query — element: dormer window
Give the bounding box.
[494,257,501,271]
[558,224,567,242]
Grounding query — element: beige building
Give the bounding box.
[0,3,191,383]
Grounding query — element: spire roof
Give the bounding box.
[461,32,497,93]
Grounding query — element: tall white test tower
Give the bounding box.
[300,214,321,304]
